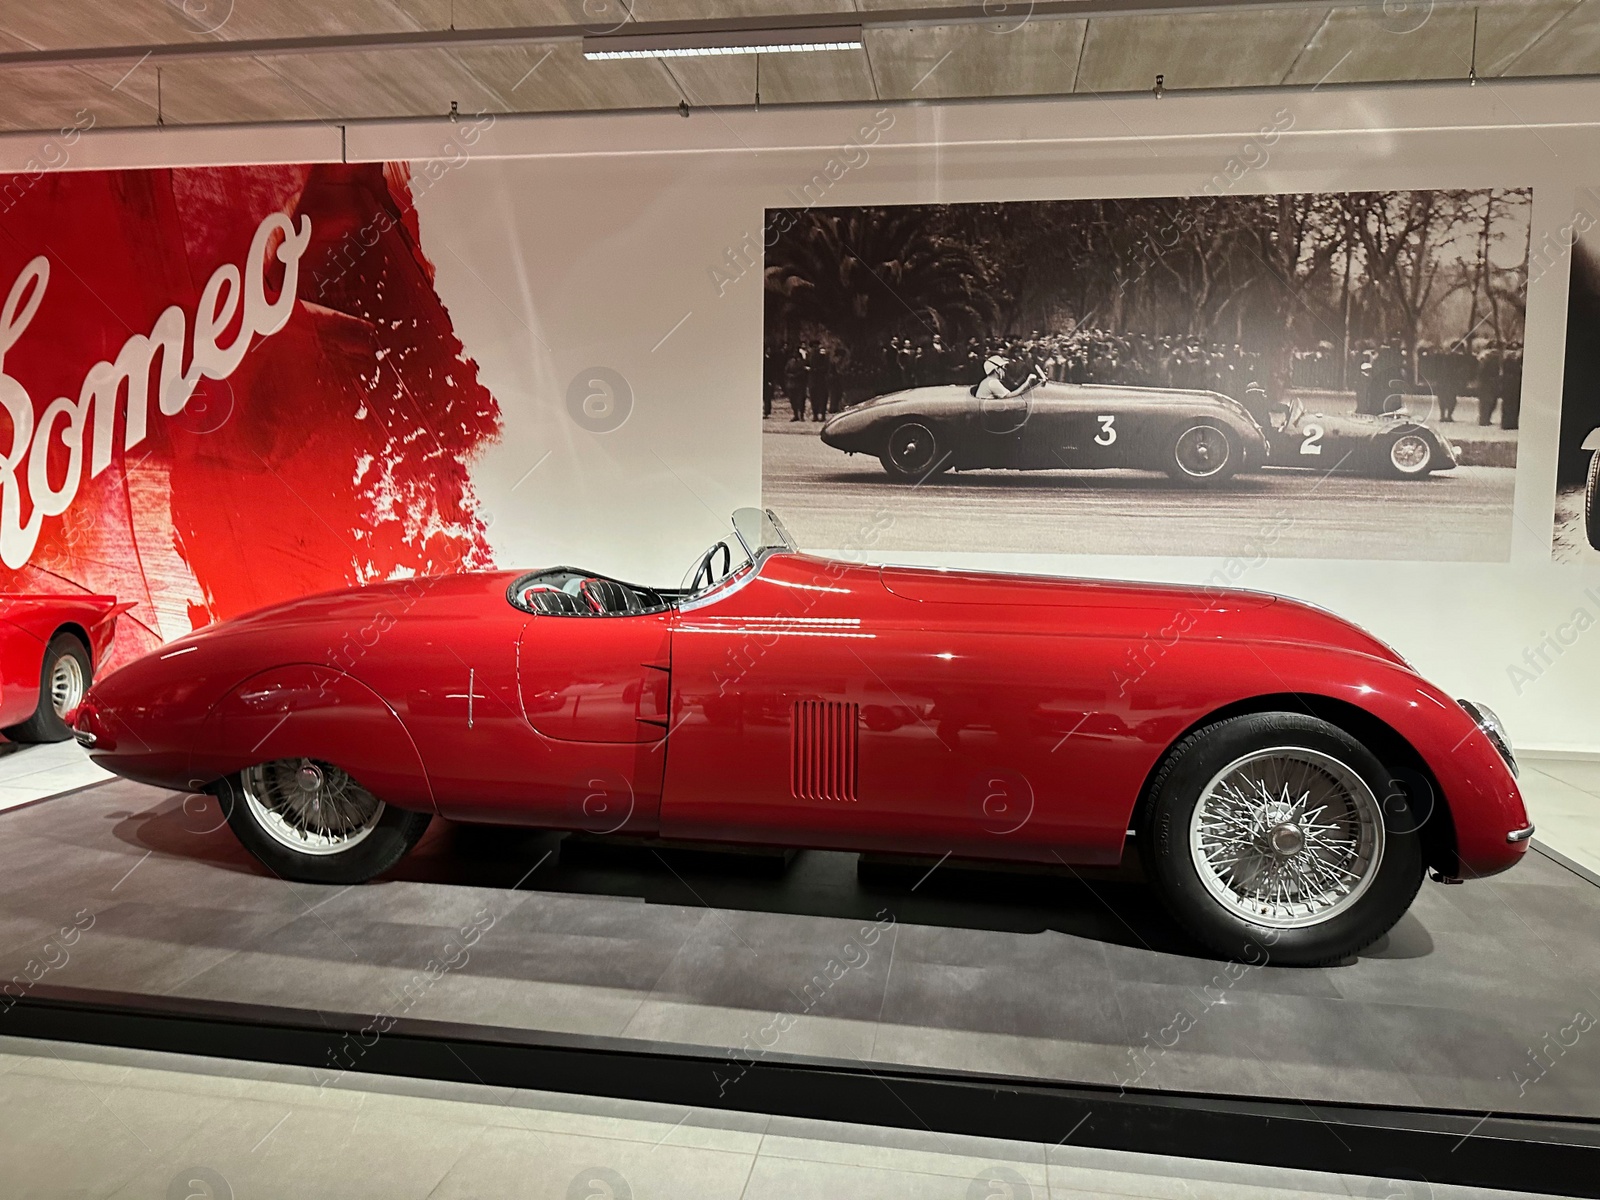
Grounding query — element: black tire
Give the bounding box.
[1585,450,1600,552]
[1380,430,1435,479]
[215,759,432,884]
[3,632,91,744]
[1165,421,1238,484]
[1138,712,1424,966]
[879,420,950,481]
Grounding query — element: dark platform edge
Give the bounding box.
[3,983,1598,1196]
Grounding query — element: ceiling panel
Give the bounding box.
[1474,0,1587,75]
[243,48,502,121]
[629,0,856,19]
[659,56,757,107]
[419,0,582,29]
[0,65,156,132]
[0,1,444,52]
[1280,5,1474,86]
[450,42,683,112]
[855,0,981,8]
[114,55,344,126]
[753,45,878,104]
[1497,0,1600,76]
[868,19,1086,100]
[1075,7,1330,93]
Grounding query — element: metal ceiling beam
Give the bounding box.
[0,0,1397,69]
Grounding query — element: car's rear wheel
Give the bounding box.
[217,757,432,884]
[4,632,91,744]
[879,421,949,481]
[1382,431,1434,478]
[1138,712,1424,966]
[1585,449,1600,551]
[1166,422,1237,483]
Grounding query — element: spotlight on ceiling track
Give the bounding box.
[583,25,864,60]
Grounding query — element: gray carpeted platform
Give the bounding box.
[2,778,1598,1118]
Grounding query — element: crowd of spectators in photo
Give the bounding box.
[764,327,1524,430]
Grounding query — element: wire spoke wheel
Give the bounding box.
[49,654,85,718]
[1189,746,1385,929]
[1587,449,1600,551]
[1172,424,1231,478]
[242,759,385,856]
[1388,433,1432,475]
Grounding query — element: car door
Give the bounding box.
[662,553,1160,866]
[659,553,1110,860]
[364,574,668,834]
[516,610,672,743]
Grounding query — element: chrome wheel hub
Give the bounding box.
[242,758,384,856]
[1189,746,1384,929]
[1268,822,1305,857]
[1390,434,1430,473]
[888,424,937,473]
[1174,425,1229,477]
[49,654,84,718]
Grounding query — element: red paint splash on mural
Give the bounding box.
[0,163,502,669]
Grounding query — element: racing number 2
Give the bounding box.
[1094,415,1117,446]
[1299,423,1325,456]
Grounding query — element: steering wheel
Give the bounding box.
[691,541,733,593]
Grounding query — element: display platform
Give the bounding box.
[4,776,1599,1125]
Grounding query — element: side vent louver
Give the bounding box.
[791,699,859,802]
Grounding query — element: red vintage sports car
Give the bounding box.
[74,510,1529,965]
[0,594,124,743]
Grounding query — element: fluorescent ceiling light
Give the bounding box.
[583,26,863,60]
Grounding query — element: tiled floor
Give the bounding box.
[1519,755,1600,880]
[0,740,111,813]
[4,774,1600,1120]
[0,1036,1553,1200]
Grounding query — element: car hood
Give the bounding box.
[877,564,1409,666]
[188,572,521,638]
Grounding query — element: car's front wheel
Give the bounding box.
[4,632,91,744]
[1138,712,1424,966]
[217,758,432,884]
[879,420,950,481]
[1165,422,1237,483]
[1585,449,1600,551]
[1382,431,1434,478]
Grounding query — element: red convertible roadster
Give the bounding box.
[74,510,1529,964]
[1,594,124,743]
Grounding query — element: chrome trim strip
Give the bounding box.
[1507,824,1536,844]
[72,730,96,748]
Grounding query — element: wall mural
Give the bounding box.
[762,190,1531,563]
[0,163,503,668]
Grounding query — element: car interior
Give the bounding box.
[507,569,679,617]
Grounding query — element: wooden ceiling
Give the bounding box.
[0,1,1594,132]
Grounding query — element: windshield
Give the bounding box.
[732,507,797,559]
[682,508,797,600]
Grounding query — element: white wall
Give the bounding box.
[5,80,1600,751]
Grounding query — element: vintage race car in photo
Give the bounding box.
[74,509,1530,966]
[819,383,1269,483]
[1242,392,1460,479]
[0,594,125,743]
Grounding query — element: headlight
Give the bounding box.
[1459,699,1517,777]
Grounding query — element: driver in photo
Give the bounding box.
[974,353,1039,400]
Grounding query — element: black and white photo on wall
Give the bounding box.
[761,188,1531,562]
[1555,189,1600,564]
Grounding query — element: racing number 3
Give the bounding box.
[1094,415,1117,446]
